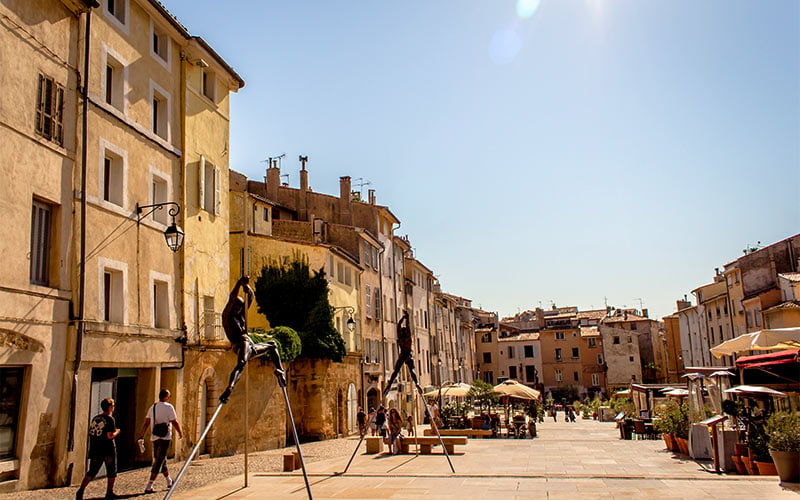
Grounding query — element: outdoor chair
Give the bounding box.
[632,419,648,440]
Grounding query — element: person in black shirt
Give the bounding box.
[76,398,120,500]
[219,276,273,403]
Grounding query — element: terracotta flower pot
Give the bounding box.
[743,456,758,475]
[734,443,748,457]
[662,433,674,451]
[756,461,778,476]
[676,437,689,455]
[731,455,747,475]
[769,450,800,483]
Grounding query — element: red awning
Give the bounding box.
[736,349,800,369]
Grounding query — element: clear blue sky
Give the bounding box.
[165,0,799,320]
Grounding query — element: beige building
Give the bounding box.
[0,0,243,489]
[0,0,87,489]
[693,277,735,367]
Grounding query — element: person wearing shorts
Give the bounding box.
[76,398,120,500]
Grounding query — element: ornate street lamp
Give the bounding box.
[136,202,184,252]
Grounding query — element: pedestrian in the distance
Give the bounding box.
[356,407,367,437]
[139,389,183,494]
[405,414,415,436]
[375,406,387,438]
[387,408,404,454]
[368,407,378,436]
[76,398,120,500]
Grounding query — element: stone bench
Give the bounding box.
[398,436,467,455]
[423,428,493,439]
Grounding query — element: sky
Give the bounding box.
[164,0,799,320]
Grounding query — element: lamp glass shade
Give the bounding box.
[164,222,184,252]
[346,316,356,333]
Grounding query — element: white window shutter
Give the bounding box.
[214,166,221,216]
[198,155,205,209]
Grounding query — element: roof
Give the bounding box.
[763,301,800,313]
[580,326,600,337]
[576,310,607,320]
[147,1,245,88]
[498,332,540,342]
[779,272,800,283]
[603,313,652,323]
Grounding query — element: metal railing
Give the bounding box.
[201,311,224,343]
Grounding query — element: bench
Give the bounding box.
[398,436,467,455]
[423,429,493,439]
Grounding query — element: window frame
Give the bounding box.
[104,0,130,34]
[30,199,54,286]
[98,257,128,324]
[35,74,64,146]
[0,367,24,460]
[98,139,128,210]
[149,18,171,69]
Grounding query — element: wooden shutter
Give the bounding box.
[198,155,205,209]
[214,166,221,216]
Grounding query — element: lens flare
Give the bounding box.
[517,0,542,19]
[489,28,521,65]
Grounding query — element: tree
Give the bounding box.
[468,380,498,411]
[254,252,345,362]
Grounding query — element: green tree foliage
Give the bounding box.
[254,253,345,362]
[468,380,498,410]
[250,326,302,363]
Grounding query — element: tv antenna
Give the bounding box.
[353,177,372,192]
[634,298,644,311]
[260,153,286,168]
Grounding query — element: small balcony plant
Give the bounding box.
[765,411,800,482]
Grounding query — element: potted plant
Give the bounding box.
[653,402,678,452]
[766,411,800,482]
[748,426,775,476]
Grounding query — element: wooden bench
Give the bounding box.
[398,436,467,455]
[423,428,493,439]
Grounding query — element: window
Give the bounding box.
[525,365,536,382]
[151,83,170,140]
[102,149,124,206]
[365,285,372,318]
[573,371,579,382]
[588,338,597,348]
[482,352,491,363]
[629,356,634,362]
[103,52,125,111]
[337,262,344,283]
[597,354,604,365]
[0,367,23,460]
[202,69,216,101]
[627,336,632,343]
[364,242,371,268]
[508,346,515,359]
[555,348,562,361]
[509,366,517,379]
[345,267,352,286]
[524,345,534,358]
[555,369,562,382]
[150,175,168,224]
[199,156,220,215]
[106,0,127,26]
[30,200,53,286]
[555,331,565,340]
[613,336,620,345]
[35,74,64,145]
[153,280,168,328]
[151,21,169,64]
[374,292,381,320]
[592,373,599,386]
[103,268,124,323]
[571,347,579,359]
[630,322,637,331]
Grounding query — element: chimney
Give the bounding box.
[299,156,309,221]
[535,307,544,327]
[339,176,352,225]
[266,159,280,201]
[368,189,376,205]
[676,299,691,311]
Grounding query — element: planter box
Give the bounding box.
[676,437,690,455]
[743,456,758,475]
[769,450,800,482]
[756,461,778,476]
[731,455,747,475]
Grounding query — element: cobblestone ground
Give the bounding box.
[0,436,360,500]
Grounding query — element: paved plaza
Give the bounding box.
[174,417,798,500]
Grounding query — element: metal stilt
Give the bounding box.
[164,343,313,500]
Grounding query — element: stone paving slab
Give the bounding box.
[170,418,800,499]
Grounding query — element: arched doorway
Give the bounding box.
[367,388,379,412]
[346,383,357,435]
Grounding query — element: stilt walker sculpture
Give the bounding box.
[164,277,313,500]
[342,311,455,473]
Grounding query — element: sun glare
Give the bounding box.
[516,0,542,19]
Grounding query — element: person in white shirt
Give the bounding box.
[139,389,182,494]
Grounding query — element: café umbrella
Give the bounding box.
[710,327,800,359]
[423,383,471,398]
[492,380,541,400]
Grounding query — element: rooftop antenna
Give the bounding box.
[634,298,644,311]
[604,296,608,309]
[353,177,372,191]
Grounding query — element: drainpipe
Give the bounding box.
[68,2,96,458]
[376,244,386,408]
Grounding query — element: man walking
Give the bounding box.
[139,389,182,494]
[76,398,120,500]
